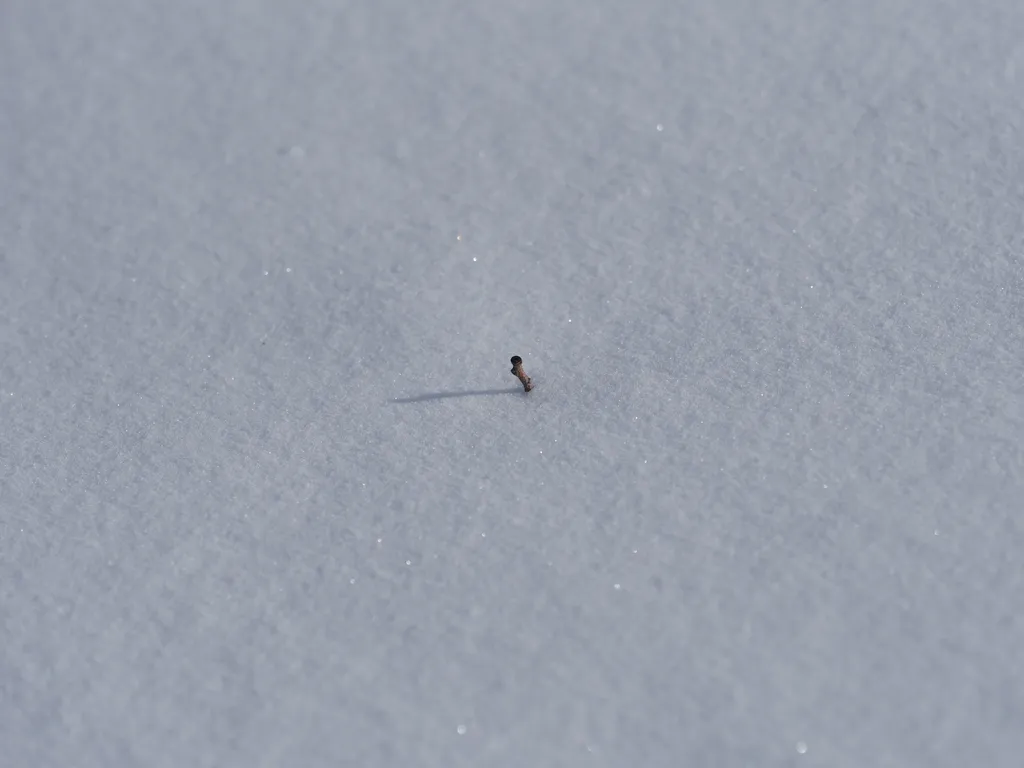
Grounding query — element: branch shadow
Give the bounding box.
[389,388,522,404]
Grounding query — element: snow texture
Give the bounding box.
[2,0,1024,766]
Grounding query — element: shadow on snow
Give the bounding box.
[389,388,522,404]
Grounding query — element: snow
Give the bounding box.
[2,0,1023,766]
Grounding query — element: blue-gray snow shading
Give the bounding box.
[2,0,1023,766]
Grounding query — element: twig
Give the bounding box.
[510,356,533,392]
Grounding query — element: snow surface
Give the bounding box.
[3,0,1024,765]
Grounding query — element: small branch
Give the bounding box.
[510,356,533,392]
